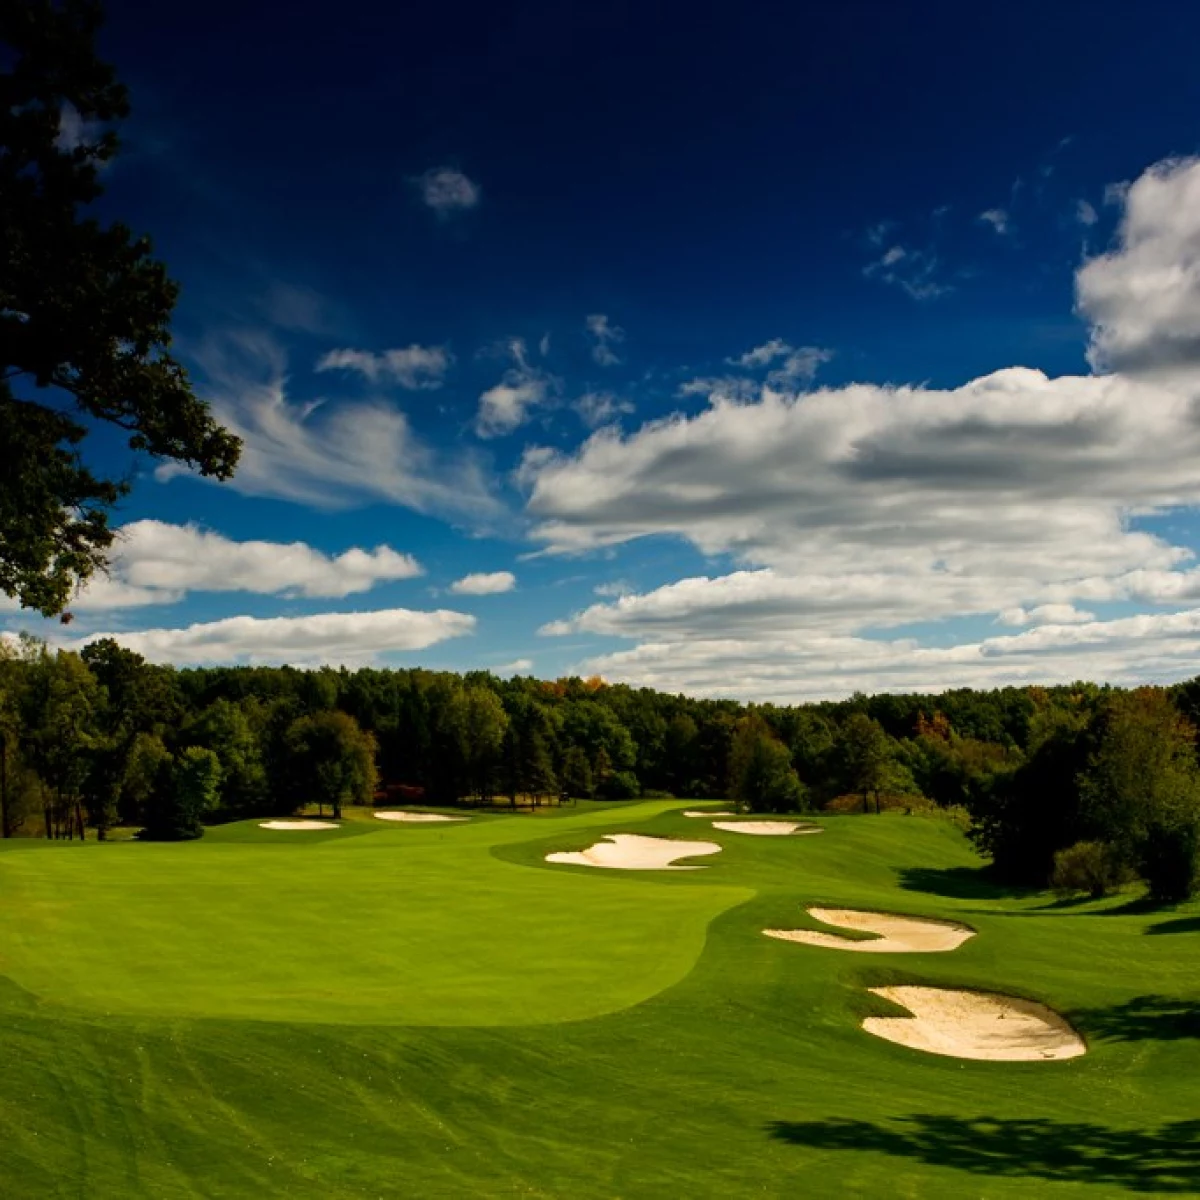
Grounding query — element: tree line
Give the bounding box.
[0,637,1196,900]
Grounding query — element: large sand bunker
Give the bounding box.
[711,820,821,836]
[373,811,468,823]
[259,820,339,831]
[764,908,975,953]
[546,834,721,870]
[864,986,1086,1061]
[683,809,737,817]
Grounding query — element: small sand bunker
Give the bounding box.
[546,834,721,870]
[711,820,822,836]
[683,809,738,817]
[864,986,1086,1061]
[373,811,468,823]
[764,908,975,953]
[259,820,339,831]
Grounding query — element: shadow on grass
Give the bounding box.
[896,865,1033,901]
[1073,995,1200,1041]
[1147,915,1200,935]
[767,1115,1200,1193]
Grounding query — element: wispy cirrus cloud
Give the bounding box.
[316,345,452,389]
[585,314,625,366]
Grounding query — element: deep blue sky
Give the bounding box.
[10,0,1200,698]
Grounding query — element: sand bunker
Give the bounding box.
[546,834,721,870]
[683,809,737,817]
[863,986,1086,1061]
[259,820,339,831]
[764,908,975,953]
[711,820,821,836]
[373,811,468,823]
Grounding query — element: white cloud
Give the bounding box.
[575,391,635,428]
[494,657,534,674]
[565,609,1200,703]
[1077,157,1200,375]
[475,338,558,437]
[728,340,832,388]
[316,345,452,389]
[65,608,475,668]
[1076,199,1099,227]
[979,208,1011,235]
[450,571,516,595]
[167,330,499,520]
[864,244,949,300]
[585,314,625,366]
[525,155,1200,698]
[115,521,420,601]
[996,604,1095,627]
[415,167,480,215]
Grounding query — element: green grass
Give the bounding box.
[1,802,1198,1197]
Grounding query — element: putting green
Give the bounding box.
[0,802,750,1024]
[2,804,1198,1198]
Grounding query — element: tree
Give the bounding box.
[561,745,593,799]
[143,745,217,841]
[838,712,891,813]
[729,714,805,813]
[1079,689,1200,902]
[0,0,240,616]
[25,648,99,837]
[452,686,508,802]
[284,710,377,819]
[187,698,267,817]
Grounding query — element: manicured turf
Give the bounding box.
[1,802,1198,1197]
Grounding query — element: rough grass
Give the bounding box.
[1,803,1197,1197]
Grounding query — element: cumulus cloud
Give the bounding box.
[1077,157,1200,375]
[585,314,625,366]
[65,608,475,668]
[979,208,1010,235]
[526,155,1200,698]
[475,338,559,437]
[415,167,480,215]
[564,609,1200,703]
[166,330,499,520]
[1076,199,1099,227]
[316,345,451,389]
[450,571,516,595]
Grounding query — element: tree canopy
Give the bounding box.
[0,0,240,616]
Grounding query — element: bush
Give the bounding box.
[639,788,676,799]
[1050,840,1126,898]
[1140,819,1200,903]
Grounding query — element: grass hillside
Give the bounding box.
[1,802,1197,1197]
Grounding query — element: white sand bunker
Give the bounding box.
[864,986,1086,1061]
[259,820,339,831]
[546,834,721,870]
[374,811,468,823]
[712,820,822,836]
[764,908,975,953]
[683,809,737,817]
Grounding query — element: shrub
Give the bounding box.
[1140,818,1200,903]
[1050,840,1126,899]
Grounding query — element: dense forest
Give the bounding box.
[1,635,1198,901]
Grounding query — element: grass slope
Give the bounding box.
[1,803,1198,1197]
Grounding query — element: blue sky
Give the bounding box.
[12,0,1200,700]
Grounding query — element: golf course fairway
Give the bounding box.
[2,800,1198,1197]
